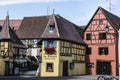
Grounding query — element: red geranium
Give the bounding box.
[44,46,55,52]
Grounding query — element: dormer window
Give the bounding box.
[49,25,54,33]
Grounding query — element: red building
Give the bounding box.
[84,7,119,76]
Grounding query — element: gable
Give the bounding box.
[84,8,116,32]
[93,9,106,20]
[41,15,59,39]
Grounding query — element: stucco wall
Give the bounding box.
[41,40,86,77]
[41,40,60,77]
[84,9,118,76]
[0,59,5,76]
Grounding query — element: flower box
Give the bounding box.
[44,46,55,52]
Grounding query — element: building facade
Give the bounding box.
[16,16,49,58]
[0,15,26,76]
[40,14,86,77]
[84,7,119,76]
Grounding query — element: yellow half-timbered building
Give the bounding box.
[39,14,86,77]
[0,15,26,76]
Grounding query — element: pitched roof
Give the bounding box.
[16,14,85,44]
[84,7,120,31]
[0,20,22,30]
[80,26,86,29]
[77,26,85,38]
[0,15,25,48]
[16,16,49,39]
[100,7,120,30]
[41,14,85,44]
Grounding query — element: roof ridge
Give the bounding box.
[84,7,120,31]
[100,7,120,19]
[55,15,85,44]
[24,15,50,18]
[100,7,120,30]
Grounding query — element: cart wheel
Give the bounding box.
[97,76,105,80]
[110,77,118,80]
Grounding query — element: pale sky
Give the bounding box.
[0,0,119,26]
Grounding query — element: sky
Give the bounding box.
[0,0,119,26]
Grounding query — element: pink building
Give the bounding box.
[84,7,119,76]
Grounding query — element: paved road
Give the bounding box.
[0,75,98,80]
[0,75,119,80]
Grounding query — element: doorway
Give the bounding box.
[63,61,68,76]
[97,61,111,75]
[5,61,9,76]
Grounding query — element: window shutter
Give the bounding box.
[53,40,57,48]
[44,40,47,48]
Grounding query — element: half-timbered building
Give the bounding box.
[16,16,49,58]
[39,14,86,77]
[84,7,120,76]
[0,15,26,76]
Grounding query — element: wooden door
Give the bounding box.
[97,61,111,75]
[63,61,68,76]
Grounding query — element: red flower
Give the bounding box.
[44,46,55,52]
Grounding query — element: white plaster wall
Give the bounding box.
[32,48,37,56]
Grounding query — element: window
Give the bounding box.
[46,63,53,72]
[86,33,91,40]
[0,42,4,52]
[49,25,54,33]
[99,33,106,40]
[86,47,91,55]
[47,40,54,47]
[44,40,56,52]
[99,47,108,55]
[99,19,103,25]
[44,40,56,48]
[105,25,109,33]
